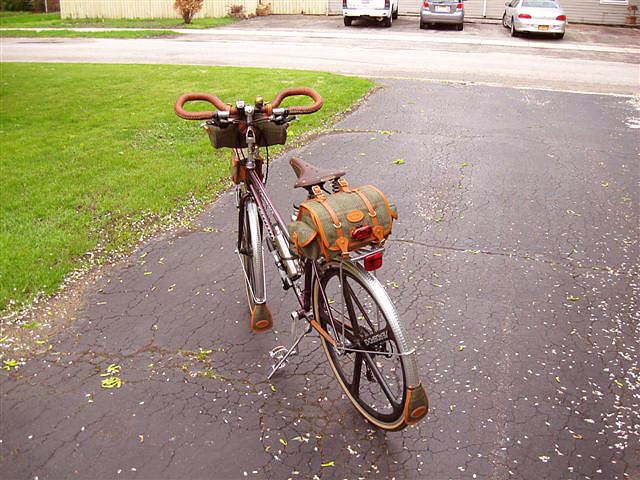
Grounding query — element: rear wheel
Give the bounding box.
[240,199,264,313]
[556,32,564,39]
[419,20,427,29]
[510,18,518,36]
[383,13,392,27]
[502,13,508,28]
[312,261,419,431]
[457,22,463,30]
[392,5,398,19]
[344,16,352,26]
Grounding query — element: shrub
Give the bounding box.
[173,0,204,24]
[228,4,245,17]
[0,0,34,11]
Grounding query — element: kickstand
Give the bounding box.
[267,322,312,380]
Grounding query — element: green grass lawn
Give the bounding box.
[0,63,373,313]
[0,11,237,28]
[0,29,179,38]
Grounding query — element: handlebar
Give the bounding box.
[174,87,323,120]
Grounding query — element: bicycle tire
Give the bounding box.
[312,261,425,431]
[240,199,265,312]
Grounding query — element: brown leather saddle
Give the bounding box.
[289,158,345,189]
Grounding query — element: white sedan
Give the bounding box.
[503,0,567,39]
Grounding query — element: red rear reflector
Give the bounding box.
[456,3,463,8]
[364,252,383,271]
[556,15,566,20]
[423,1,429,6]
[352,225,372,241]
[518,13,531,18]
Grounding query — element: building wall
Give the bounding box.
[61,0,634,24]
[394,0,632,22]
[61,0,326,19]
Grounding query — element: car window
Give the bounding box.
[522,0,559,7]
[509,0,519,7]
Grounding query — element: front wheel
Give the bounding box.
[312,261,427,431]
[240,198,270,331]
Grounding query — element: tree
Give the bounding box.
[173,0,204,24]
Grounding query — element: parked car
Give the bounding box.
[420,0,465,30]
[502,0,566,38]
[343,0,399,27]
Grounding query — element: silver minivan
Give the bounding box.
[419,0,465,30]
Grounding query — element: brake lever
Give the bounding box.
[272,114,297,125]
[204,116,232,128]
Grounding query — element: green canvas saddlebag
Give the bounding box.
[287,179,398,261]
[204,121,288,149]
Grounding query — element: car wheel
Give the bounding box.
[344,16,352,26]
[457,22,463,31]
[502,13,508,28]
[419,20,427,29]
[384,14,392,27]
[392,5,398,19]
[556,32,564,39]
[510,18,518,37]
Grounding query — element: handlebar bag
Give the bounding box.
[204,122,288,149]
[288,180,397,261]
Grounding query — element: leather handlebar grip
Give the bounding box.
[270,87,323,114]
[174,92,231,120]
[174,87,323,120]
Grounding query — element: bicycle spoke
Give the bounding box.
[345,280,377,332]
[342,276,362,336]
[363,352,400,407]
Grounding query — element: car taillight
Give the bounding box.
[556,15,566,20]
[518,13,531,18]
[384,0,390,7]
[456,2,463,9]
[423,1,429,7]
[364,252,383,271]
[343,0,347,6]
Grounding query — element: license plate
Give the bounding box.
[538,25,549,30]
[435,6,449,12]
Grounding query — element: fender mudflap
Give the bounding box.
[250,303,273,333]
[403,383,429,425]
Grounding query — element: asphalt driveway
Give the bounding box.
[1,79,638,479]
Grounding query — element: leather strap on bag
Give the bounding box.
[337,178,351,193]
[353,188,385,243]
[311,186,349,257]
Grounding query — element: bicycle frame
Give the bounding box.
[238,155,418,366]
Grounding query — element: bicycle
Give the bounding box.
[174,87,428,431]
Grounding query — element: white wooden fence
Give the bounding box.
[60,0,328,18]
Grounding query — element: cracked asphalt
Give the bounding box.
[1,80,639,479]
